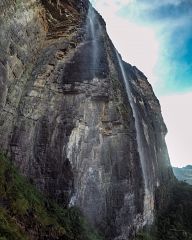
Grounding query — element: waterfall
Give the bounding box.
[116,52,154,225]
[87,5,98,77]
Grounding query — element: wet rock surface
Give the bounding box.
[0,1,173,239]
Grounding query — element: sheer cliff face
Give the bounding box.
[0,0,173,239]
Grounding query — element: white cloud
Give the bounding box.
[160,93,192,167]
[90,0,134,16]
[107,18,159,81]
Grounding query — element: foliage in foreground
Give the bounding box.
[135,181,192,240]
[0,153,102,240]
[2,149,192,240]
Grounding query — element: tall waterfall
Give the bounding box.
[87,5,98,77]
[116,52,154,225]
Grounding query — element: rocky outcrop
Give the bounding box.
[0,0,173,239]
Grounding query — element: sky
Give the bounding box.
[90,0,192,167]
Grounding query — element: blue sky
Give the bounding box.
[90,0,192,167]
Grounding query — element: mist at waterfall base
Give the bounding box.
[90,0,192,168]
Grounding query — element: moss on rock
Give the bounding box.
[0,153,102,240]
[135,181,192,240]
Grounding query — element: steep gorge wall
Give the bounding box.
[0,0,47,151]
[0,1,173,239]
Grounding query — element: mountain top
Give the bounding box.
[173,166,192,185]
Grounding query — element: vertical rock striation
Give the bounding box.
[0,0,173,239]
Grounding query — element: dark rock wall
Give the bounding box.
[0,1,173,239]
[124,63,173,185]
[0,0,47,148]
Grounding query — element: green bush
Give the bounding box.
[0,153,102,240]
[156,182,192,240]
[135,181,192,240]
[136,231,156,240]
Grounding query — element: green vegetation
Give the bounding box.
[0,153,102,240]
[136,231,156,240]
[2,148,192,240]
[135,182,192,240]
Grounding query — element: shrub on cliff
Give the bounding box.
[156,181,192,240]
[136,181,192,240]
[0,153,102,240]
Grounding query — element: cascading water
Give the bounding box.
[68,4,101,208]
[116,51,154,225]
[87,5,98,77]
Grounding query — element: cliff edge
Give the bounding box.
[0,0,173,239]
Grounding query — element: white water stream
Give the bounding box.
[87,6,98,76]
[116,52,154,225]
